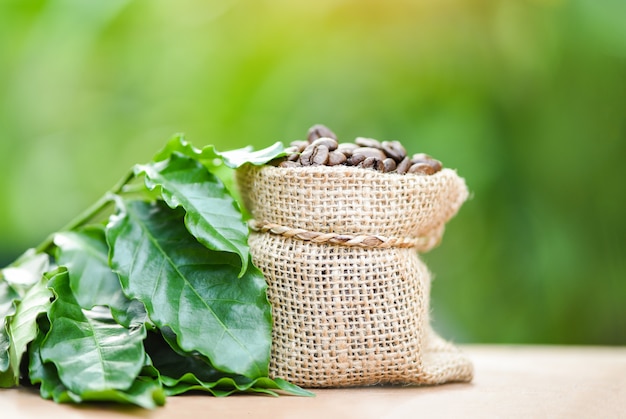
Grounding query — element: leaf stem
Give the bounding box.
[34,169,136,254]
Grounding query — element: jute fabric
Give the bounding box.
[237,164,473,387]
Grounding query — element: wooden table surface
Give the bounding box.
[1,345,625,418]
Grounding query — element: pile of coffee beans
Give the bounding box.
[274,124,443,175]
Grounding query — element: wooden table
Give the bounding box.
[2,345,625,418]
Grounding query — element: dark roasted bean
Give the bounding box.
[327,150,347,166]
[355,137,382,149]
[381,158,397,173]
[290,140,308,152]
[311,137,338,151]
[352,147,386,160]
[427,158,443,173]
[307,124,337,143]
[337,143,358,157]
[381,141,407,162]
[411,153,432,164]
[281,125,442,175]
[408,162,435,175]
[300,145,315,166]
[360,157,378,169]
[346,154,366,166]
[279,160,301,168]
[311,144,330,165]
[396,157,411,174]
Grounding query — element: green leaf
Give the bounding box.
[40,268,147,395]
[29,326,165,408]
[152,133,201,162]
[28,319,78,403]
[54,226,126,311]
[107,199,271,379]
[135,153,250,275]
[1,249,49,382]
[143,331,312,397]
[218,141,287,168]
[0,281,19,375]
[1,250,50,296]
[53,225,148,327]
[0,275,52,387]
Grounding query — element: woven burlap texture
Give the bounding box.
[237,164,473,387]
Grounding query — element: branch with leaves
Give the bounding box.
[0,135,311,408]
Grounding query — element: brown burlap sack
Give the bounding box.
[236,164,473,387]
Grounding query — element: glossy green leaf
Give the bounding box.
[218,141,287,168]
[29,326,165,408]
[53,226,147,327]
[1,250,49,383]
[1,250,50,295]
[0,281,19,375]
[54,226,126,311]
[143,330,312,397]
[107,199,271,378]
[0,275,52,387]
[40,268,147,395]
[135,153,249,274]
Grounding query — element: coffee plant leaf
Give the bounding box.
[40,268,147,395]
[107,199,271,379]
[135,153,249,275]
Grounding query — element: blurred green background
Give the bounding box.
[1,0,624,345]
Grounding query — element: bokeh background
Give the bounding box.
[1,0,624,345]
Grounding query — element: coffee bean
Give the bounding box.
[346,154,366,166]
[427,158,443,173]
[327,150,347,166]
[311,137,338,151]
[360,157,378,169]
[337,143,358,157]
[396,157,411,174]
[381,158,397,173]
[381,141,407,162]
[411,153,432,164]
[300,145,315,166]
[352,147,386,160]
[408,162,435,175]
[289,140,308,152]
[355,137,382,149]
[278,125,443,175]
[307,124,337,143]
[311,144,330,165]
[279,160,301,168]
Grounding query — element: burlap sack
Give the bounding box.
[236,164,473,387]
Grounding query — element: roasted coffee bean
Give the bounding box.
[408,162,435,175]
[411,153,432,164]
[355,137,382,149]
[311,137,338,151]
[280,125,443,175]
[289,140,308,152]
[427,158,443,172]
[307,124,337,143]
[346,153,366,166]
[279,160,301,168]
[311,144,330,165]
[360,156,379,169]
[396,157,411,174]
[300,146,315,166]
[352,147,386,160]
[381,141,407,162]
[337,142,358,157]
[381,158,397,173]
[327,150,347,166]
